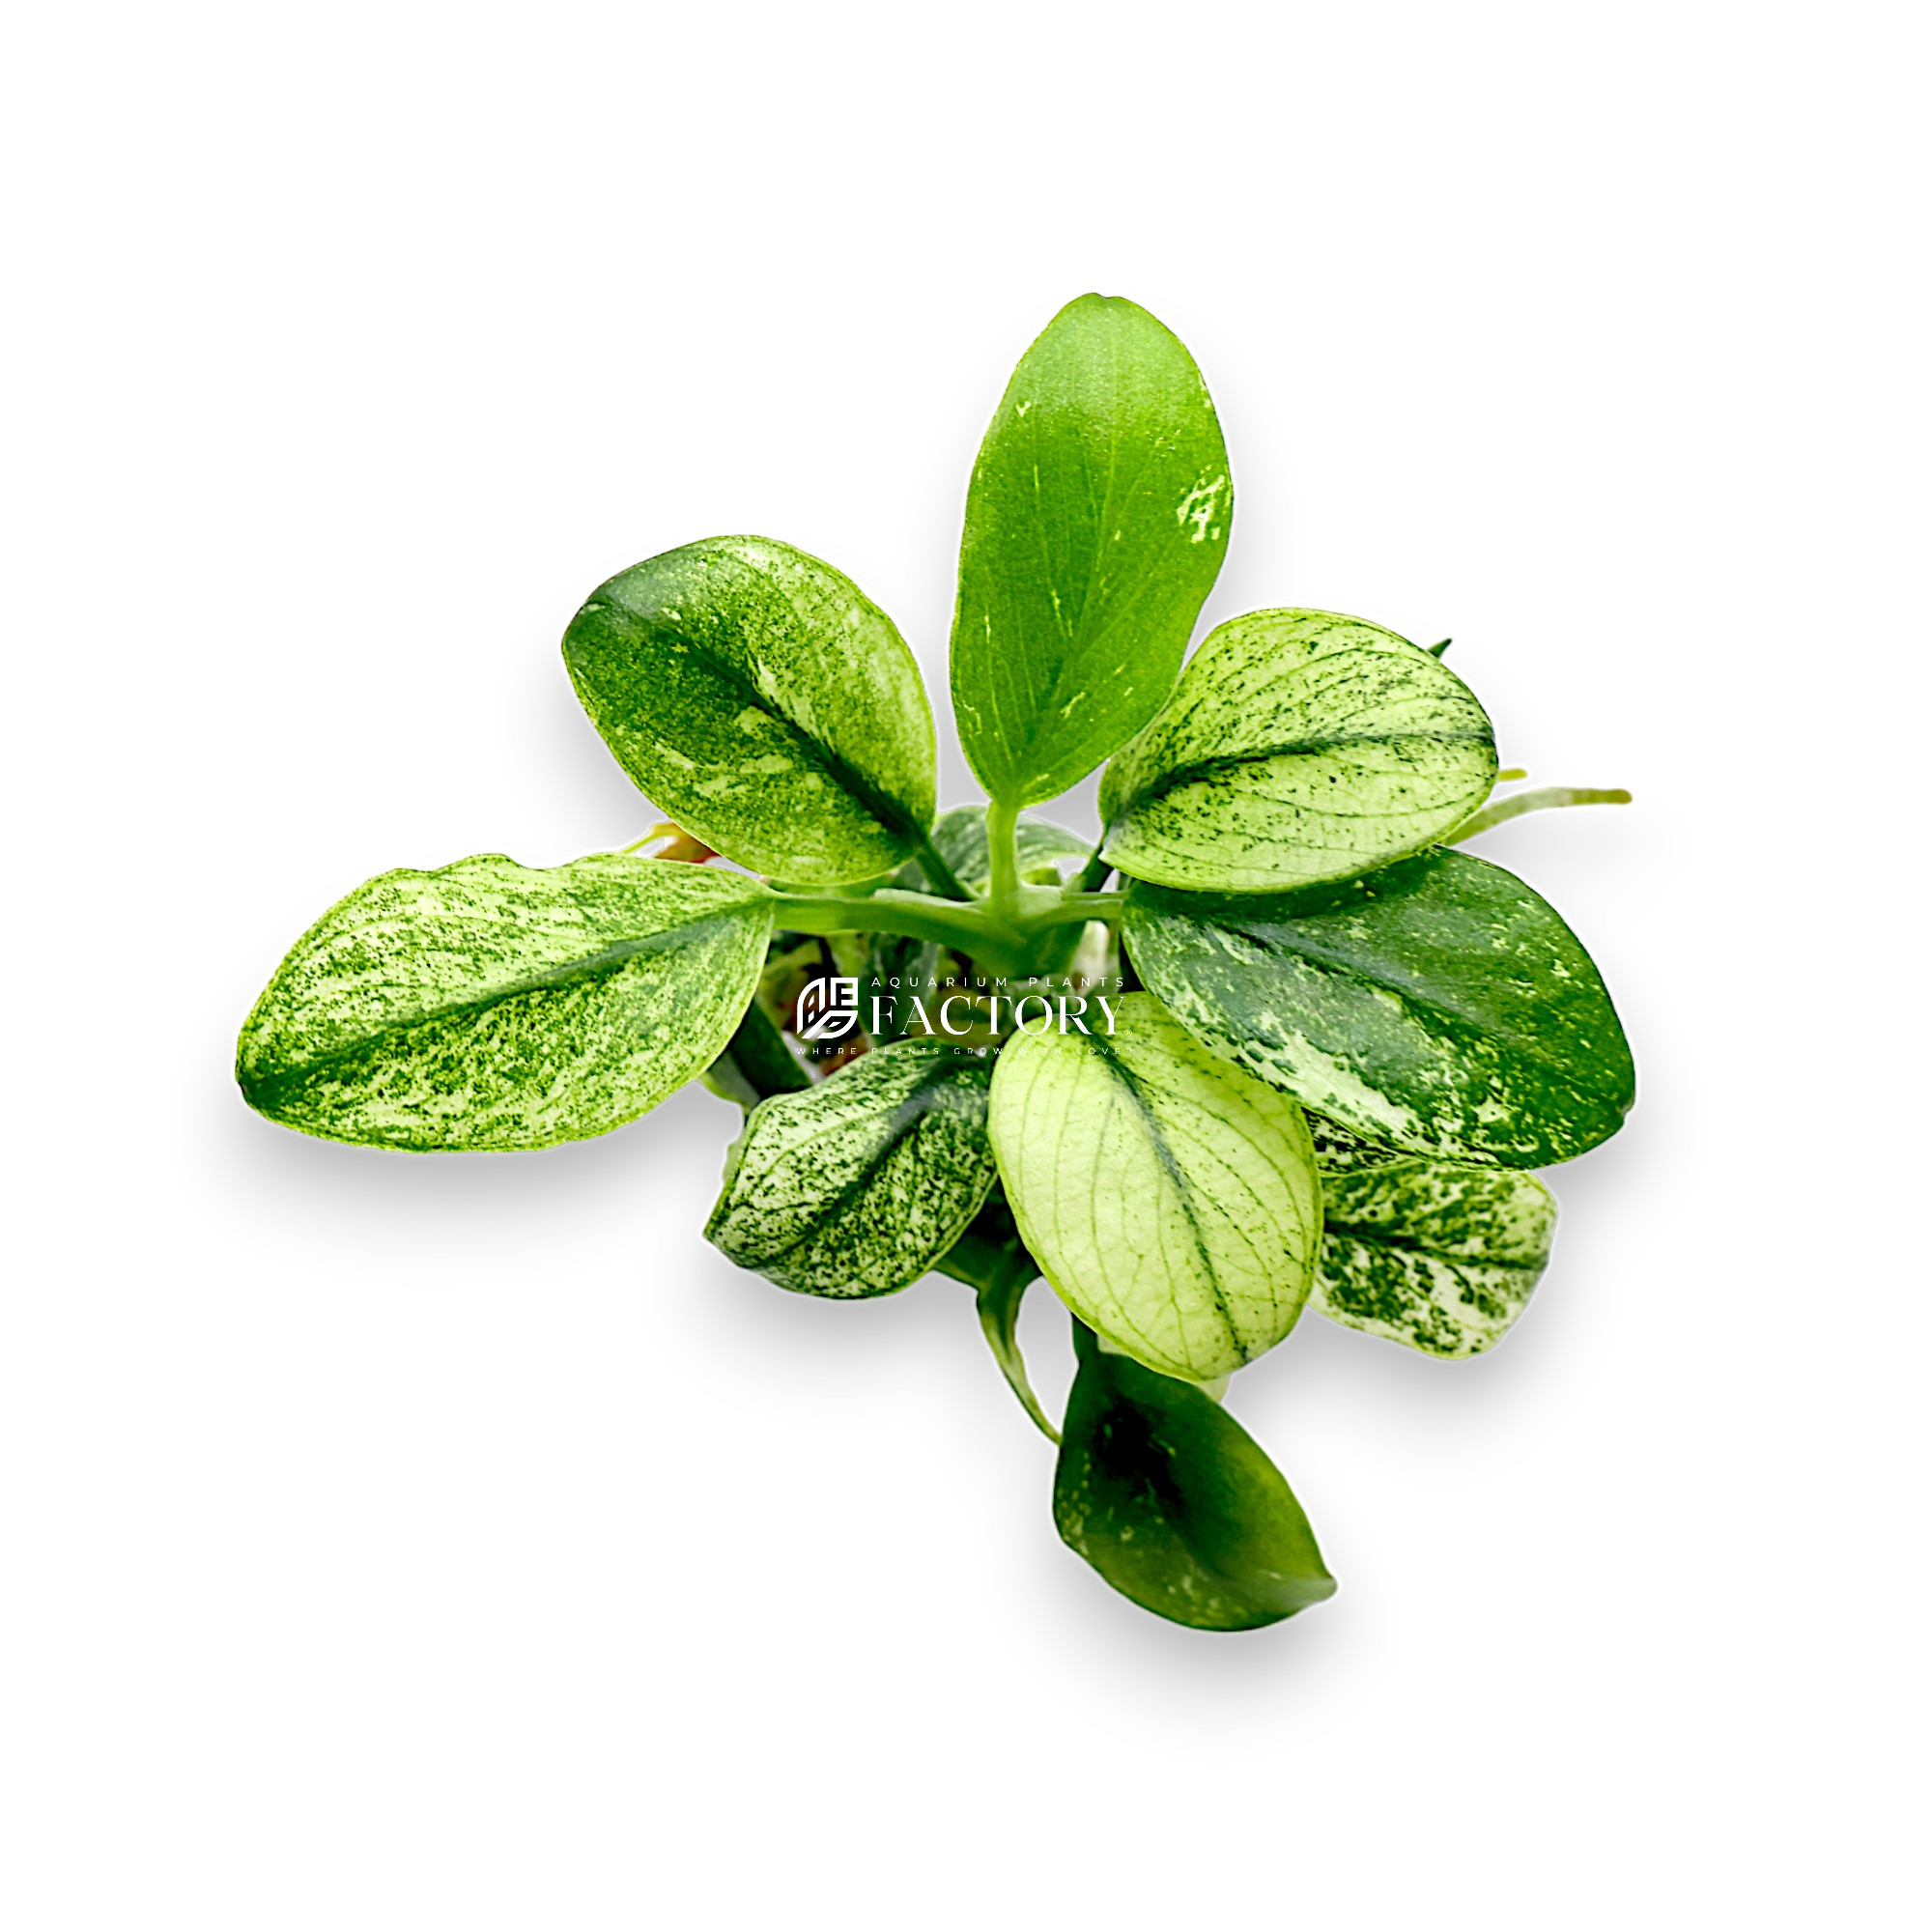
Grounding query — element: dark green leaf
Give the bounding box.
[238,855,773,1150]
[950,295,1231,806]
[1055,1323,1336,1632]
[702,986,810,1109]
[1123,849,1634,1166]
[1098,609,1496,891]
[705,1038,998,1298]
[564,535,936,884]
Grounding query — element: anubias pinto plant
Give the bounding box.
[239,296,1634,1632]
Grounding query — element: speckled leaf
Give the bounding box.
[705,1038,998,1299]
[925,804,1093,893]
[239,855,773,1150]
[988,993,1321,1382]
[1316,1159,1556,1358]
[1098,609,1496,891]
[564,535,936,884]
[1123,849,1634,1166]
[1054,1322,1336,1632]
[951,295,1231,806]
[1304,1109,1406,1174]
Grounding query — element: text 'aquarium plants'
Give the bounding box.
[239,296,1634,1632]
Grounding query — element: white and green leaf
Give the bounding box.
[950,295,1231,807]
[1316,1158,1556,1358]
[564,535,936,884]
[238,855,773,1150]
[1123,849,1634,1167]
[1054,1321,1336,1631]
[1098,609,1496,892]
[705,1038,998,1299]
[987,993,1322,1382]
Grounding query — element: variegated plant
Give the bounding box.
[239,296,1634,1633]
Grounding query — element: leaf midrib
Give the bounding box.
[748,1057,990,1270]
[596,603,924,848]
[1102,1052,1249,1368]
[243,914,752,1097]
[1123,729,1494,814]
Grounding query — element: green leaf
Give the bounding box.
[1123,849,1634,1166]
[238,855,773,1150]
[925,804,1093,893]
[950,295,1231,807]
[929,1188,1058,1439]
[563,535,936,884]
[1098,609,1497,891]
[1317,1158,1556,1358]
[976,1269,1058,1443]
[702,985,811,1109]
[705,1037,998,1299]
[1054,1322,1336,1632]
[862,928,941,1042]
[987,992,1322,1381]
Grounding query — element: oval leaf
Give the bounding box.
[564,535,937,883]
[1054,1323,1336,1632]
[1124,849,1634,1166]
[705,1038,998,1298]
[950,295,1231,807]
[1098,608,1496,891]
[1317,1159,1556,1358]
[238,855,773,1150]
[987,993,1321,1381]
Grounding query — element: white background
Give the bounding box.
[4,3,1925,1926]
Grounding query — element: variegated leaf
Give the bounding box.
[705,1038,998,1298]
[1123,849,1634,1167]
[564,535,936,884]
[1098,609,1496,892]
[238,855,773,1150]
[1316,1158,1556,1358]
[987,993,1322,1381]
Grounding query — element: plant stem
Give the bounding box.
[1015,890,1127,932]
[984,795,1021,919]
[1446,784,1632,843]
[770,883,1126,976]
[773,888,1030,974]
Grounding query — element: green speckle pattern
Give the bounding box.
[1316,1157,1556,1358]
[1054,1322,1336,1632]
[238,855,773,1151]
[564,535,936,884]
[705,1038,998,1299]
[1124,849,1634,1167]
[951,295,1231,806]
[1099,609,1496,891]
[988,993,1322,1382]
